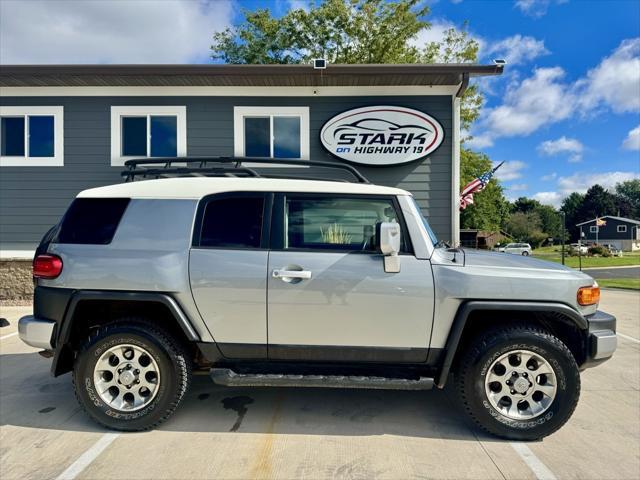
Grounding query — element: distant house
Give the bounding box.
[460,229,512,250]
[576,216,640,251]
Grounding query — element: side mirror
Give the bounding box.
[378,222,401,273]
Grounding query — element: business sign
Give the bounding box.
[320,105,444,166]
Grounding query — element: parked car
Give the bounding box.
[570,243,589,255]
[602,244,622,256]
[503,242,533,256]
[19,158,616,441]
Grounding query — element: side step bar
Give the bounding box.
[210,368,434,391]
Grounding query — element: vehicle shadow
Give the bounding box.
[0,352,497,442]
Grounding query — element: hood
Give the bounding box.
[461,249,573,272]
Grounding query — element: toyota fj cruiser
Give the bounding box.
[19,158,617,440]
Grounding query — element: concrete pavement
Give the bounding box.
[0,290,638,480]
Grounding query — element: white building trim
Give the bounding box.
[0,106,64,167]
[1,85,460,97]
[110,105,187,167]
[451,96,461,245]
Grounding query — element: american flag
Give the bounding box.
[459,162,504,210]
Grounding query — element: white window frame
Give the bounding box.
[234,106,310,167]
[110,106,186,166]
[590,226,599,233]
[0,106,64,167]
[617,225,627,233]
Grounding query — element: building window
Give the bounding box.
[110,106,186,166]
[617,225,627,233]
[590,226,599,233]
[234,107,309,163]
[0,106,63,166]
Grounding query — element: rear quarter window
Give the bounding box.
[56,198,130,244]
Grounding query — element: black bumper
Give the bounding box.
[582,310,617,369]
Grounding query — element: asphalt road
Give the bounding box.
[1,290,638,480]
[582,266,640,280]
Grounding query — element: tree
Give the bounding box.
[561,192,585,241]
[211,0,482,129]
[459,150,510,231]
[509,197,563,243]
[615,179,640,218]
[505,211,547,247]
[577,185,617,222]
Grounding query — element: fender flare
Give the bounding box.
[435,300,587,388]
[52,290,200,376]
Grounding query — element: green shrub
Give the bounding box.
[588,246,611,257]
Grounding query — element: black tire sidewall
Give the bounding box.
[74,325,184,431]
[462,330,580,439]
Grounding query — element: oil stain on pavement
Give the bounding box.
[221,396,254,432]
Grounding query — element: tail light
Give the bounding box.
[33,254,63,279]
[577,284,600,306]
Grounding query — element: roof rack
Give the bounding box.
[121,157,370,184]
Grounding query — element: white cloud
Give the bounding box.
[0,0,233,64]
[538,136,585,162]
[479,67,574,141]
[485,35,549,65]
[533,191,563,208]
[288,0,310,11]
[541,172,557,181]
[533,170,640,208]
[514,0,566,18]
[470,38,640,147]
[622,125,640,151]
[495,160,527,181]
[507,183,529,191]
[577,38,640,114]
[557,171,640,194]
[411,19,487,55]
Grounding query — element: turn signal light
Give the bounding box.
[33,254,63,279]
[577,285,600,306]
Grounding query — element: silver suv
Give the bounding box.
[19,158,617,440]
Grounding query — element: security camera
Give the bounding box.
[313,59,327,70]
[493,59,507,66]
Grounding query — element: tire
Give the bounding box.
[73,319,191,431]
[455,325,580,441]
[522,251,530,256]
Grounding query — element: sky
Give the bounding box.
[0,0,639,208]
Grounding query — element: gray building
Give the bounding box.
[576,216,640,251]
[0,63,503,259]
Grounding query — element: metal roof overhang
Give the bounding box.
[0,63,503,88]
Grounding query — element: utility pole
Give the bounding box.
[560,211,566,266]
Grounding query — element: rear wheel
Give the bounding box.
[455,325,580,440]
[522,251,530,256]
[73,319,191,431]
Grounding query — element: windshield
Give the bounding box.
[410,197,438,245]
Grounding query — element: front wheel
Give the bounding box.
[455,325,580,440]
[522,251,530,256]
[73,319,191,431]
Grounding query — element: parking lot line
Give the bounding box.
[618,332,640,344]
[0,332,18,340]
[55,433,120,480]
[510,443,557,480]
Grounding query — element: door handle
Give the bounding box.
[272,269,312,280]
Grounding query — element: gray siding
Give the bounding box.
[0,95,453,250]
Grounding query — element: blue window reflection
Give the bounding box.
[29,116,55,157]
[121,117,147,156]
[150,116,177,157]
[273,117,300,158]
[244,117,270,157]
[1,117,25,156]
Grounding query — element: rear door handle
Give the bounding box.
[272,269,312,280]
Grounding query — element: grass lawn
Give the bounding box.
[597,278,640,290]
[532,246,640,268]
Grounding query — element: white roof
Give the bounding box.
[77,177,410,199]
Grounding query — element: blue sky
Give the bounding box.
[0,0,638,207]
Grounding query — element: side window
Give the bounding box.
[284,196,406,252]
[200,196,264,248]
[56,198,130,244]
